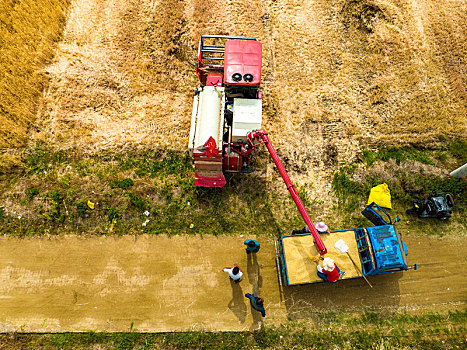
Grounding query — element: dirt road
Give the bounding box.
[0,234,465,332]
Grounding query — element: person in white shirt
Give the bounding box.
[222,264,243,283]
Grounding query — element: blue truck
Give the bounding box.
[275,203,417,286]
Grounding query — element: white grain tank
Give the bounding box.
[188,86,225,150]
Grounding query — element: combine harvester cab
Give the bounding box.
[188,35,263,187]
[275,203,416,286]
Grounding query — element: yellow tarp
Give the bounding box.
[282,231,362,285]
[367,183,392,209]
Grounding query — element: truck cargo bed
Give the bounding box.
[277,231,362,285]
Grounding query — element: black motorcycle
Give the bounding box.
[406,193,455,220]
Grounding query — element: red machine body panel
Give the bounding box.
[224,40,262,86]
[193,150,226,187]
[223,151,243,172]
[206,74,223,87]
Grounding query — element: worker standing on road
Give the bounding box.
[245,294,266,317]
[315,257,344,283]
[223,264,243,283]
[244,239,260,254]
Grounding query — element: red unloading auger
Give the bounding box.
[248,129,328,256]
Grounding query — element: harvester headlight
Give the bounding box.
[232,73,242,82]
[243,74,254,82]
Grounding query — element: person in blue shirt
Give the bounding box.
[244,239,260,254]
[245,293,266,317]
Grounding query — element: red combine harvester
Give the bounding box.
[188,35,327,255]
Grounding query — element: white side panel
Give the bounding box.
[188,94,200,150]
[193,86,224,149]
[218,94,225,147]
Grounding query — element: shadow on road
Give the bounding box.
[247,253,262,295]
[247,252,264,330]
[283,271,403,321]
[228,279,247,323]
[249,303,264,331]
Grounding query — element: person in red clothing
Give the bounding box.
[315,257,344,283]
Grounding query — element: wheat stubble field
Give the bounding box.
[2,0,466,162]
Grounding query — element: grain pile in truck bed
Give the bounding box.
[28,0,465,162]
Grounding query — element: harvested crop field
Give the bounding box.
[28,0,465,159]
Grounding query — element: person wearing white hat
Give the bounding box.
[314,222,330,234]
[292,222,330,235]
[315,257,344,283]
